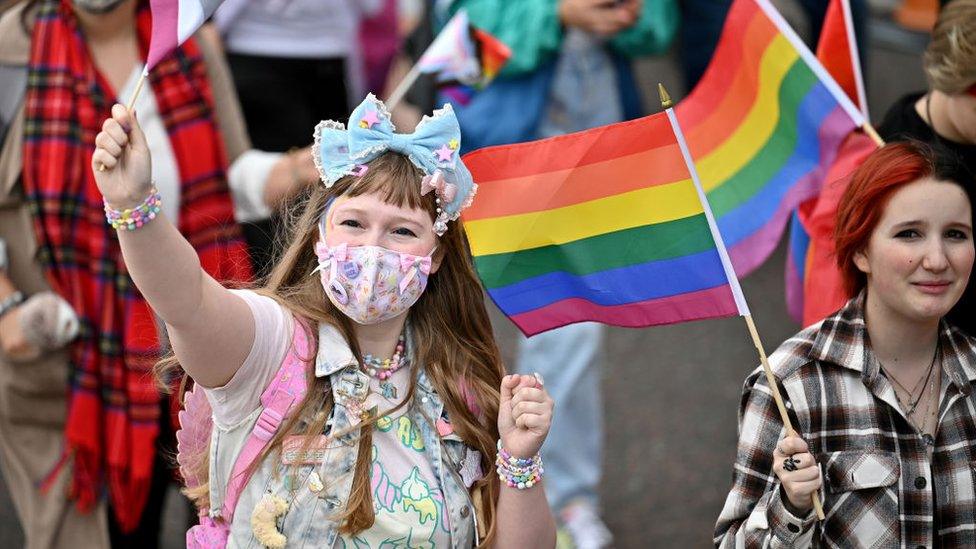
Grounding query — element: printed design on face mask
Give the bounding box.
[314,241,433,325]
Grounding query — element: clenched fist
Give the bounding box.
[497,373,555,459]
[92,104,153,209]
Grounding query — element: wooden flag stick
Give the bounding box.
[385,63,422,112]
[862,121,885,146]
[744,314,826,520]
[97,72,148,172]
[659,83,825,521]
[126,72,148,112]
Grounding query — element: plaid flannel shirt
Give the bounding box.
[715,294,976,548]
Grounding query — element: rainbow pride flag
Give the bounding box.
[675,0,862,277]
[463,115,742,334]
[785,0,876,324]
[461,0,863,336]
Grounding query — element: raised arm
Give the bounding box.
[92,104,254,387]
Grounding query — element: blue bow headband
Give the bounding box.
[312,94,477,236]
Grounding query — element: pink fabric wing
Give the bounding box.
[176,383,214,491]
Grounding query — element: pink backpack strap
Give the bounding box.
[220,318,311,523]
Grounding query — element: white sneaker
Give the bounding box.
[559,500,613,549]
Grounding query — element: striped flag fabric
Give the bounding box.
[785,0,876,324]
[147,0,223,71]
[461,0,863,336]
[462,114,743,335]
[786,129,877,325]
[674,0,863,278]
[440,27,511,105]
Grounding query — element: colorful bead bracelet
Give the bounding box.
[496,440,544,490]
[104,188,162,231]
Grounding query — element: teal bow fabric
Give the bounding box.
[313,94,476,233]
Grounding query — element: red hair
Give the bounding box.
[834,142,962,296]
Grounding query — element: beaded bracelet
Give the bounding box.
[104,188,162,231]
[496,440,544,490]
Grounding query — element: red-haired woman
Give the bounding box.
[715,141,976,548]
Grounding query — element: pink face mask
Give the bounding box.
[314,239,434,325]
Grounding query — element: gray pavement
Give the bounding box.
[0,3,929,547]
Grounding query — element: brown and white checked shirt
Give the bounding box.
[715,294,976,548]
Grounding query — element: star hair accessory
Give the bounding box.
[311,93,477,236]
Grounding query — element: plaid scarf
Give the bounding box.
[23,0,252,532]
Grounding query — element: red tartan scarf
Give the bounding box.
[23,0,252,532]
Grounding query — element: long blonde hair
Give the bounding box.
[172,152,504,544]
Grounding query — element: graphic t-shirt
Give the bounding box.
[338,359,452,548]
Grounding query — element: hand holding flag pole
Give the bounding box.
[660,83,825,521]
[96,73,147,172]
[97,0,222,171]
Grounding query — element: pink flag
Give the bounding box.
[147,0,223,71]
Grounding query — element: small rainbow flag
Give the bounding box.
[147,0,223,71]
[461,0,863,336]
[417,10,511,105]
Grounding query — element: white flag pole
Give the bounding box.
[840,0,869,120]
[659,83,825,521]
[755,0,883,146]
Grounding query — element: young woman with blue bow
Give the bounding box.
[90,94,557,548]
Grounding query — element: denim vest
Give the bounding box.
[209,322,479,548]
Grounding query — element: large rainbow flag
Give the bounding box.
[461,0,864,336]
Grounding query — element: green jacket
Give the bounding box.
[447,0,679,77]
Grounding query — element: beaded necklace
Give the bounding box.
[362,333,407,381]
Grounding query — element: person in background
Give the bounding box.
[0,0,315,546]
[399,1,678,547]
[878,0,975,334]
[213,0,384,277]
[360,0,401,95]
[715,141,976,547]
